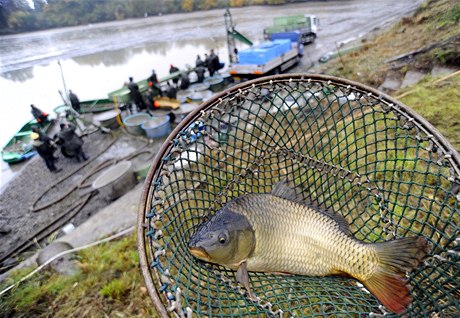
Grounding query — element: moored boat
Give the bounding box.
[1,118,53,164]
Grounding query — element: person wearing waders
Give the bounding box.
[69,90,81,112]
[127,77,146,111]
[31,132,61,173]
[57,123,88,162]
[30,104,48,128]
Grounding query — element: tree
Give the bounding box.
[199,0,217,10]
[182,0,194,12]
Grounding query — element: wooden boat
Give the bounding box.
[1,119,52,164]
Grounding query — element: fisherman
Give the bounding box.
[57,123,88,162]
[204,53,214,77]
[30,104,48,128]
[195,65,206,83]
[195,55,204,68]
[68,89,81,112]
[210,49,222,74]
[165,81,177,99]
[148,69,162,96]
[179,72,190,90]
[31,132,61,173]
[127,77,146,111]
[169,64,180,86]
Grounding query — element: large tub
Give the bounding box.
[172,103,198,124]
[92,161,137,200]
[123,112,151,135]
[93,110,120,129]
[204,76,225,92]
[141,115,171,139]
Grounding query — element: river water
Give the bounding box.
[0,0,421,187]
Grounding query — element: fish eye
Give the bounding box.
[219,236,226,244]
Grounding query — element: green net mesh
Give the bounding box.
[138,74,459,317]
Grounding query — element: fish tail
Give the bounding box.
[362,237,429,314]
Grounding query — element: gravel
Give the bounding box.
[0,129,164,270]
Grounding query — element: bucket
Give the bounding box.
[186,90,213,103]
[123,112,151,135]
[204,76,225,92]
[92,161,137,200]
[141,115,171,138]
[172,104,198,124]
[93,109,120,129]
[189,83,210,92]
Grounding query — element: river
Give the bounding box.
[0,0,421,187]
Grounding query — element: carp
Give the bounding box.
[188,179,429,314]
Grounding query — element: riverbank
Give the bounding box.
[1,0,459,316]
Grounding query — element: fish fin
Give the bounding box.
[271,178,304,201]
[319,209,351,235]
[362,237,429,314]
[272,178,350,234]
[236,261,257,301]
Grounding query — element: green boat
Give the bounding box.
[54,98,114,115]
[108,67,195,104]
[1,118,52,164]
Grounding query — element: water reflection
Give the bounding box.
[72,49,131,67]
[0,67,35,83]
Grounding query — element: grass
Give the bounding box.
[0,233,159,318]
[318,0,459,86]
[1,0,459,316]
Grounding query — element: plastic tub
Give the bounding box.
[204,76,225,92]
[186,90,213,103]
[93,110,120,129]
[141,115,171,138]
[92,161,137,200]
[172,104,198,124]
[189,83,210,92]
[123,112,151,135]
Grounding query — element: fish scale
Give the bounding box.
[227,193,376,278]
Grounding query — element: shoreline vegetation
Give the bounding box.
[1,0,459,317]
[2,0,300,36]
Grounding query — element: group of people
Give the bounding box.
[196,49,222,79]
[125,49,222,112]
[29,108,88,173]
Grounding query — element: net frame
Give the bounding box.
[137,74,460,317]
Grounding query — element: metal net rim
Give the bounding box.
[137,73,460,317]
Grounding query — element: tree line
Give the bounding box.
[0,0,302,35]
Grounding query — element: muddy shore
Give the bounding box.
[0,128,164,270]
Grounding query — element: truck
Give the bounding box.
[263,14,319,45]
[228,32,304,80]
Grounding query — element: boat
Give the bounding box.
[1,118,53,164]
[53,98,115,115]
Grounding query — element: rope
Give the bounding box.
[0,226,134,297]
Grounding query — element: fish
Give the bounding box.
[188,179,429,314]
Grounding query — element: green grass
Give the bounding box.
[0,233,159,318]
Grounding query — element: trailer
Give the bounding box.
[228,33,303,81]
[264,14,319,44]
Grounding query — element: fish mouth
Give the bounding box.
[189,246,210,261]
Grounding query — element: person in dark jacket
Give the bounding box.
[204,53,214,77]
[179,72,190,90]
[166,81,177,99]
[68,90,81,112]
[148,69,163,96]
[195,66,206,83]
[127,77,146,111]
[210,49,222,74]
[169,64,180,86]
[30,104,48,127]
[195,55,204,68]
[31,132,61,173]
[57,123,88,162]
